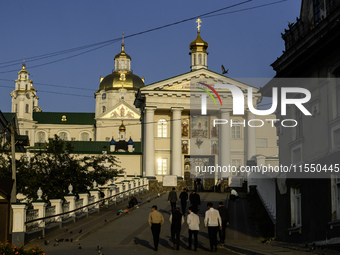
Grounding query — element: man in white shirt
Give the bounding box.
[187,206,200,251]
[204,202,222,252]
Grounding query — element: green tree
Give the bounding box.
[0,135,123,201]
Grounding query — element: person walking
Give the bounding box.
[187,206,200,251]
[204,202,222,252]
[169,207,184,250]
[179,188,188,214]
[217,201,229,245]
[168,187,178,213]
[189,190,201,214]
[148,205,164,251]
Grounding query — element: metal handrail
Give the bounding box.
[25,184,148,224]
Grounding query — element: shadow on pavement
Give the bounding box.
[134,237,153,250]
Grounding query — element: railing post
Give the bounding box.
[103,188,111,207]
[64,195,76,218]
[89,189,100,210]
[32,200,47,228]
[109,184,117,204]
[115,183,123,202]
[129,180,135,196]
[78,193,89,212]
[11,203,27,246]
[50,199,63,222]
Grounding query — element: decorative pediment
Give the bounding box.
[100,101,140,119]
[143,69,258,93]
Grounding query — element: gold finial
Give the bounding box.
[22,56,26,69]
[121,30,125,52]
[196,18,202,32]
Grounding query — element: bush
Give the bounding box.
[0,242,45,255]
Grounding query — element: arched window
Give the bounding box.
[25,84,28,90]
[120,60,125,70]
[59,131,68,141]
[80,132,90,141]
[102,106,106,113]
[193,54,196,65]
[198,54,202,65]
[25,104,29,113]
[36,131,46,143]
[157,119,167,137]
[102,93,106,100]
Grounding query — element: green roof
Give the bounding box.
[29,140,142,155]
[2,113,15,123]
[33,112,95,125]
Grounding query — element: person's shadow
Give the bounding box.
[158,209,171,215]
[133,237,153,250]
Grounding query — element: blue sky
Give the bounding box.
[0,0,301,113]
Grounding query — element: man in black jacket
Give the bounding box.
[217,201,230,244]
[189,190,201,214]
[179,188,188,214]
[168,187,178,213]
[169,207,184,250]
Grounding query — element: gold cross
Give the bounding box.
[196,18,202,31]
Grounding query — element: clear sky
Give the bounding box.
[0,0,301,113]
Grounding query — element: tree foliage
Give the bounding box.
[0,135,123,201]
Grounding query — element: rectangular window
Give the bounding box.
[290,187,302,227]
[256,138,268,148]
[292,147,302,164]
[157,158,168,175]
[314,0,321,25]
[231,159,242,176]
[231,126,241,139]
[333,128,340,148]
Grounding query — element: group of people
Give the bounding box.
[148,188,230,252]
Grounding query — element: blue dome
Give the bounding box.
[110,137,117,145]
[127,137,134,145]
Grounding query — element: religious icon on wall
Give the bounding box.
[210,116,218,138]
[191,116,208,138]
[211,140,218,155]
[182,140,189,154]
[182,119,189,138]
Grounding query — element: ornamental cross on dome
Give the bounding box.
[196,18,202,31]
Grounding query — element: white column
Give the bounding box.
[144,106,156,178]
[246,111,256,160]
[11,204,27,233]
[32,201,47,228]
[171,107,183,178]
[64,195,76,217]
[220,109,231,179]
[89,190,100,210]
[78,193,89,212]
[50,199,63,222]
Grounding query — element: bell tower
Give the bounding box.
[11,62,41,121]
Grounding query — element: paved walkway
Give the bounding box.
[30,192,338,255]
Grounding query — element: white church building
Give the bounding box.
[7,20,278,188]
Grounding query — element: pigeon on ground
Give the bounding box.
[65,239,69,242]
[44,240,49,245]
[70,238,73,242]
[78,244,82,249]
[53,242,59,246]
[65,228,68,232]
[79,229,82,234]
[70,231,73,234]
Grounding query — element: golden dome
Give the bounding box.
[119,120,126,132]
[98,71,145,91]
[190,31,208,52]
